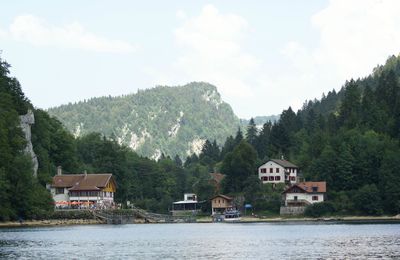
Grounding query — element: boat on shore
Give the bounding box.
[223,209,241,222]
[212,209,241,222]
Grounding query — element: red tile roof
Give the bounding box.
[283,181,326,194]
[51,174,113,191]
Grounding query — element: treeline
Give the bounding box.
[0,58,215,219]
[0,59,53,221]
[1,54,400,221]
[188,55,400,216]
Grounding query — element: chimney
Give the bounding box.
[84,170,87,178]
[281,155,284,160]
[57,166,62,176]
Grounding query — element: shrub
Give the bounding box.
[304,202,335,218]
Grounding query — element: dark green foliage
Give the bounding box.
[0,57,53,221]
[245,118,258,148]
[48,82,240,160]
[3,53,400,219]
[32,109,79,185]
[353,184,383,215]
[221,141,257,193]
[304,202,335,218]
[379,150,400,214]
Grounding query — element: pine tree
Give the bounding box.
[245,118,258,148]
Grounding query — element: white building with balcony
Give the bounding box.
[282,181,326,206]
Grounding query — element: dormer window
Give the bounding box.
[312,186,318,192]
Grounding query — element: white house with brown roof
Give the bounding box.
[282,181,326,207]
[49,167,116,208]
[258,159,299,184]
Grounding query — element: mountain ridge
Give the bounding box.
[48,82,241,159]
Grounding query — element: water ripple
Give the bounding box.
[0,223,399,259]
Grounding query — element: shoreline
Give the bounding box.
[1,215,399,228]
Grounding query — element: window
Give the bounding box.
[294,196,298,201]
[276,168,280,173]
[269,168,273,173]
[312,186,318,192]
[290,176,296,181]
[312,196,319,201]
[275,176,281,181]
[269,176,274,181]
[55,188,64,194]
[262,177,268,181]
[261,168,266,173]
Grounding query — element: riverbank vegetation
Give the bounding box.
[1,54,400,221]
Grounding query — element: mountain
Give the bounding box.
[240,115,280,129]
[48,82,240,159]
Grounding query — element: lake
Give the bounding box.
[0,222,399,259]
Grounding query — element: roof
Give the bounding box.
[283,182,326,194]
[211,194,233,201]
[209,173,226,184]
[173,200,198,204]
[270,159,298,168]
[51,174,113,191]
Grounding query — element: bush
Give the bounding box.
[304,202,335,218]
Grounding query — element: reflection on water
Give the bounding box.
[0,223,399,259]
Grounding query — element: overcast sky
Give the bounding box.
[1,0,400,118]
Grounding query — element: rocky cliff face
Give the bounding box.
[20,109,39,177]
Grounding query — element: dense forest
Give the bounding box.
[1,54,400,221]
[47,82,240,160]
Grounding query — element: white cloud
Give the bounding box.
[273,0,400,113]
[172,4,260,99]
[1,15,136,53]
[311,0,400,80]
[176,10,187,20]
[149,2,400,118]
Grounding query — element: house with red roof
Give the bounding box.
[282,181,326,207]
[49,166,117,208]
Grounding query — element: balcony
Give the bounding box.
[285,199,310,207]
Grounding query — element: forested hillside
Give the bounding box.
[0,58,54,220]
[1,54,400,220]
[190,54,400,216]
[48,83,240,160]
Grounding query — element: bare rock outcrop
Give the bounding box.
[19,109,38,177]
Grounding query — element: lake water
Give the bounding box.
[0,222,399,259]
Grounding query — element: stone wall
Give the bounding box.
[280,206,306,215]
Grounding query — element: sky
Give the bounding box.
[1,0,400,118]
